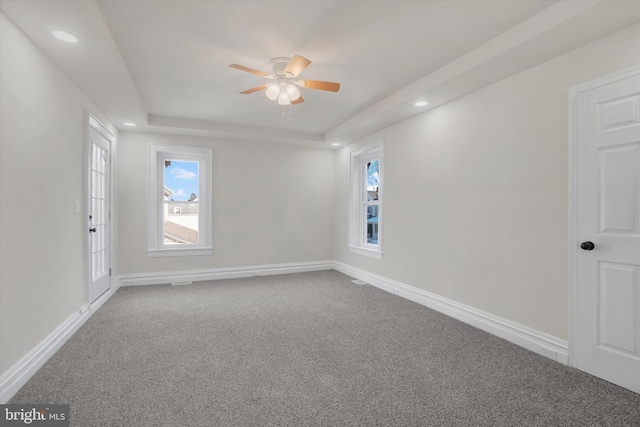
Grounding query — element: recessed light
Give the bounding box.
[123,122,136,127]
[52,31,77,43]
[332,143,341,146]
[414,101,428,107]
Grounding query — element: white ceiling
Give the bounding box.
[1,0,639,148]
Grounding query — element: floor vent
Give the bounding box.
[351,279,367,286]
[172,281,192,286]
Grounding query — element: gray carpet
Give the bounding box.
[10,270,640,426]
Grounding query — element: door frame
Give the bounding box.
[567,63,640,369]
[85,113,116,311]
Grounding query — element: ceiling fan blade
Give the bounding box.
[299,79,340,92]
[229,64,271,78]
[284,55,311,77]
[291,96,304,105]
[239,84,269,94]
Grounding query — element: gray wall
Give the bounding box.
[333,24,640,340]
[0,12,117,373]
[116,132,335,274]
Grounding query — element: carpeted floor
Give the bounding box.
[10,270,640,426]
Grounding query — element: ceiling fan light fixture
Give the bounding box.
[278,91,291,106]
[265,84,280,101]
[286,83,301,101]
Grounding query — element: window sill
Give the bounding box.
[348,245,383,260]
[147,247,213,257]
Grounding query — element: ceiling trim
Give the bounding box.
[147,114,327,148]
[325,0,617,145]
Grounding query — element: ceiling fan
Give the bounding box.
[229,54,340,106]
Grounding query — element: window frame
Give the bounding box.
[148,144,212,257]
[349,140,383,259]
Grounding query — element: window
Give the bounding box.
[148,145,212,256]
[349,140,383,259]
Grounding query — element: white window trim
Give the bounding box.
[148,144,212,257]
[349,140,383,259]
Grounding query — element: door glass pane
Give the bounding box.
[163,160,199,245]
[91,143,108,279]
[366,204,379,245]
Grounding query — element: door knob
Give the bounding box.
[89,227,97,233]
[580,241,595,250]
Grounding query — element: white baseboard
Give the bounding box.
[91,287,115,313]
[0,303,91,404]
[117,260,335,287]
[334,261,569,364]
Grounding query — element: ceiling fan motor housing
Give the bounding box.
[270,57,292,77]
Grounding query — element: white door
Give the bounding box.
[89,123,111,302]
[575,71,640,393]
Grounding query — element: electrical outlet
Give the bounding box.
[539,346,557,361]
